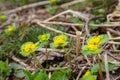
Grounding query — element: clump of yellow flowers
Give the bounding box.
[82,70,96,80]
[20,42,37,57]
[82,35,109,55]
[50,35,68,48]
[5,26,16,35]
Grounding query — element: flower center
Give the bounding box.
[54,36,65,45]
[8,27,14,32]
[24,44,36,53]
[87,45,98,50]
[41,35,47,41]
[89,37,100,45]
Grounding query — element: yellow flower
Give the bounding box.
[50,0,56,4]
[51,35,68,48]
[41,34,47,41]
[38,34,50,42]
[20,42,36,56]
[5,26,16,35]
[87,36,101,45]
[0,15,7,21]
[54,36,66,45]
[82,44,101,55]
[84,70,91,77]
[82,70,96,80]
[86,44,98,51]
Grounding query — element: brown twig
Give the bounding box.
[104,52,110,80]
[2,1,50,14]
[108,41,120,45]
[76,66,86,80]
[60,0,85,8]
[106,28,120,36]
[31,19,85,39]
[76,31,82,57]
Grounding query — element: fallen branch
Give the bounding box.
[2,1,50,14]
[31,19,84,39]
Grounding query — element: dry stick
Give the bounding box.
[107,51,120,62]
[96,54,104,80]
[76,31,81,57]
[76,66,86,80]
[32,19,85,39]
[84,56,92,66]
[12,56,28,67]
[60,0,85,8]
[108,41,120,45]
[110,37,120,40]
[106,28,120,36]
[32,52,44,69]
[85,20,91,37]
[107,31,116,50]
[39,21,84,27]
[35,21,118,28]
[104,52,110,80]
[37,48,64,53]
[2,1,50,14]
[44,10,71,22]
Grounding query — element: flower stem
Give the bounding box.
[96,54,104,80]
[33,52,44,69]
[63,47,72,67]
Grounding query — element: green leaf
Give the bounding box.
[91,64,99,73]
[33,70,40,79]
[50,70,68,80]
[34,70,48,80]
[82,75,96,80]
[91,62,115,74]
[89,21,98,31]
[102,62,115,71]
[0,60,9,72]
[15,70,25,78]
[71,17,83,24]
[23,70,33,80]
[98,35,109,45]
[10,62,20,70]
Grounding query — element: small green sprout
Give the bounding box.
[50,35,68,48]
[20,42,44,69]
[82,35,109,56]
[82,35,109,80]
[82,70,96,80]
[5,26,16,35]
[20,42,37,57]
[0,15,7,21]
[50,34,72,66]
[38,33,50,62]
